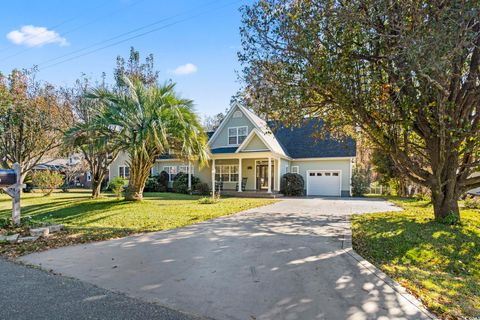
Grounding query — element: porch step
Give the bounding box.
[220,191,284,198]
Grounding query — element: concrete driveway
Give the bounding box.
[21,198,434,320]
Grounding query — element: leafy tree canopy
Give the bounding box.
[239,0,480,221]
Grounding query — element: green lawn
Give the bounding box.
[0,190,276,257]
[352,197,480,319]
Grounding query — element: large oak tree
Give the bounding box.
[239,0,480,222]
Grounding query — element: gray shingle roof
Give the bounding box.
[269,119,356,158]
[210,147,238,154]
[168,115,356,159]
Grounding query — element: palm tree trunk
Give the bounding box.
[124,155,153,201]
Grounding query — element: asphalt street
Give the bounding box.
[0,258,202,320]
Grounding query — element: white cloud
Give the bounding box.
[6,25,68,47]
[172,63,198,75]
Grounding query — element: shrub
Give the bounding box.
[23,176,34,193]
[464,196,480,209]
[108,177,127,199]
[198,197,218,204]
[31,170,64,196]
[194,182,210,195]
[280,173,304,196]
[144,171,169,192]
[172,172,200,194]
[351,167,370,197]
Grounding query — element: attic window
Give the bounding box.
[228,126,248,145]
[233,111,242,118]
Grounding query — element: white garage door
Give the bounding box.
[307,170,341,196]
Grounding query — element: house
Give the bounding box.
[34,154,92,188]
[108,104,356,196]
[468,172,480,196]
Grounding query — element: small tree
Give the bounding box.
[64,77,120,199]
[351,167,370,197]
[370,149,409,196]
[32,170,64,196]
[0,69,72,185]
[108,177,126,199]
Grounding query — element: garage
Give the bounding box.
[306,170,341,196]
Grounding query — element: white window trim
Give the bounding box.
[291,166,299,174]
[228,126,248,146]
[178,165,194,175]
[86,171,92,182]
[215,164,239,182]
[163,166,177,182]
[118,165,130,179]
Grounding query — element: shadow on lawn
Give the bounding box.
[0,196,127,226]
[352,212,480,317]
[1,192,202,223]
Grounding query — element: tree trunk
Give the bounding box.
[123,156,153,201]
[91,179,102,198]
[124,166,144,201]
[91,168,106,199]
[124,183,144,201]
[431,184,460,223]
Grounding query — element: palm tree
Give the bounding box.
[89,76,208,201]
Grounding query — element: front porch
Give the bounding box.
[220,190,284,198]
[210,153,286,194]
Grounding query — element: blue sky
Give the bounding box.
[0,0,248,117]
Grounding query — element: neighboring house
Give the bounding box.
[34,154,92,188]
[109,104,356,196]
[468,172,480,196]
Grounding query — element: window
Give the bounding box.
[228,126,248,145]
[325,172,331,176]
[118,166,130,179]
[316,172,322,176]
[178,165,194,175]
[163,166,177,181]
[333,172,339,176]
[291,166,299,174]
[309,172,315,176]
[215,165,239,182]
[86,171,92,182]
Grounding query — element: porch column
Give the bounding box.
[187,161,192,192]
[211,159,216,194]
[276,158,281,191]
[267,157,272,193]
[238,158,242,192]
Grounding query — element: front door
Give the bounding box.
[256,162,274,190]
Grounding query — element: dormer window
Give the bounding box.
[228,126,248,145]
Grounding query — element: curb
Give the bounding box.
[341,215,438,320]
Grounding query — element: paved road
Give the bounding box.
[21,198,434,320]
[0,258,201,320]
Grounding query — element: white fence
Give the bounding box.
[368,184,390,195]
